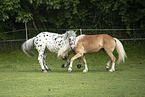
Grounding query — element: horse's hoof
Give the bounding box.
[106,68,109,71]
[68,70,71,72]
[109,70,113,72]
[77,64,82,69]
[83,69,88,73]
[106,66,109,70]
[61,64,65,68]
[109,69,115,72]
[62,57,67,60]
[42,69,47,73]
[68,68,72,72]
[46,68,51,72]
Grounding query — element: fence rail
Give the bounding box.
[0,39,26,42]
[0,29,26,34]
[0,29,145,42]
[60,29,140,31]
[119,38,145,40]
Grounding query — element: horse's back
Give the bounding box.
[34,32,53,45]
[33,32,64,53]
[75,34,115,53]
[95,34,116,51]
[75,35,103,53]
[101,34,116,51]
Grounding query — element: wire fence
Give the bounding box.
[0,29,145,43]
[0,29,26,34]
[0,28,144,52]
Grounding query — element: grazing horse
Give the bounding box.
[68,34,127,73]
[22,30,76,72]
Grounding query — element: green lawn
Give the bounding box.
[0,43,145,97]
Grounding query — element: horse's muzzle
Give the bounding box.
[62,56,67,60]
[70,45,75,50]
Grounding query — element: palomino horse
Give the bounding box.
[68,34,127,72]
[22,30,76,72]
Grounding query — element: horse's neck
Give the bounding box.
[62,34,69,44]
[75,35,85,46]
[57,36,70,58]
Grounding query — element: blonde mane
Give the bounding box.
[75,35,85,46]
[58,34,85,58]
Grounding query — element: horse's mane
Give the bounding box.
[57,32,70,58]
[75,35,85,46]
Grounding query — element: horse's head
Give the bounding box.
[58,30,77,59]
[66,30,77,49]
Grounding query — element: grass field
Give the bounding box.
[0,41,145,97]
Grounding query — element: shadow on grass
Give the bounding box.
[14,68,122,73]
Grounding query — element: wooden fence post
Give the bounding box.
[25,23,28,40]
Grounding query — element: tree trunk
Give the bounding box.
[32,21,38,33]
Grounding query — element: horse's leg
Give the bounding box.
[65,58,70,67]
[82,56,88,73]
[106,59,111,70]
[62,54,70,68]
[110,62,115,72]
[68,53,83,72]
[38,51,47,72]
[37,44,48,73]
[61,58,70,68]
[43,51,51,71]
[62,57,82,69]
[105,51,116,72]
[77,57,82,69]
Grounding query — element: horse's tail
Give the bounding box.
[22,37,35,57]
[114,38,127,64]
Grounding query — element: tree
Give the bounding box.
[0,0,145,32]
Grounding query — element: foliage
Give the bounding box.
[0,0,20,21]
[0,0,145,38]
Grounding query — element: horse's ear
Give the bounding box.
[80,29,82,34]
[64,31,68,39]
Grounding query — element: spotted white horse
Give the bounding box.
[22,30,76,72]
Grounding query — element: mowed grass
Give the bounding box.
[0,43,145,97]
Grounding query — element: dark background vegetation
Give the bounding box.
[1,0,145,30]
[0,0,145,51]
